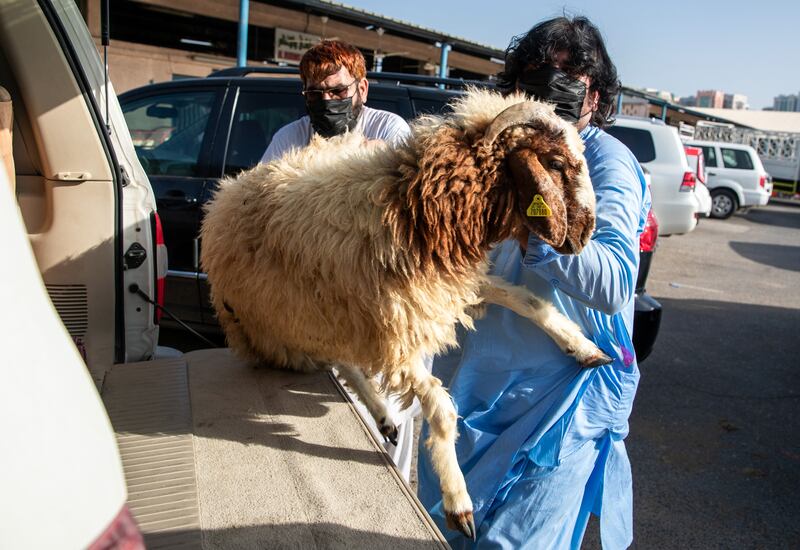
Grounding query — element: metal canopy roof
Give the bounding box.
[266,0,506,59]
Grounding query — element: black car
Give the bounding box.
[119,68,660,361]
[632,175,661,362]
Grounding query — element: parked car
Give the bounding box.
[686,140,772,219]
[606,116,700,236]
[631,169,661,362]
[120,69,660,361]
[684,145,712,217]
[1,0,151,546]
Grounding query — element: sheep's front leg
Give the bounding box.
[335,364,398,445]
[406,360,475,540]
[481,275,612,368]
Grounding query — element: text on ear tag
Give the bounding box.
[527,194,552,217]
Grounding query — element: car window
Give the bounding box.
[605,126,656,163]
[412,97,453,115]
[122,90,216,177]
[721,147,754,170]
[365,96,414,120]
[224,91,306,174]
[699,145,718,167]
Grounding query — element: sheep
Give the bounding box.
[200,88,611,540]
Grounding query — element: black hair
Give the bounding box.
[497,16,620,128]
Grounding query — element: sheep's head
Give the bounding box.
[483,100,596,254]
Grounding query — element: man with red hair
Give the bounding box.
[260,40,416,482]
[261,39,409,160]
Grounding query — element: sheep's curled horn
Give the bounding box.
[482,101,562,147]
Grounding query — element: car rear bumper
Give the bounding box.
[740,188,771,207]
[633,249,661,363]
[633,291,662,363]
[652,200,698,236]
[695,185,712,217]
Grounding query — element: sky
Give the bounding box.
[341,0,800,110]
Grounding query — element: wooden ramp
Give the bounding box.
[103,349,448,549]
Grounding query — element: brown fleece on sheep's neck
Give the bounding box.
[381,124,518,277]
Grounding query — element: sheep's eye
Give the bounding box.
[549,158,565,170]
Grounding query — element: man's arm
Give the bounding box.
[522,140,649,315]
[260,119,309,164]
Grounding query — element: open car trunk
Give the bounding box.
[103,349,448,549]
[1,0,160,384]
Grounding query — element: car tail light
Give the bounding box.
[640,208,658,253]
[684,146,706,183]
[680,171,696,192]
[152,212,167,323]
[88,505,144,550]
[759,174,766,188]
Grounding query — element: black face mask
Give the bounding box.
[305,95,362,138]
[516,65,588,123]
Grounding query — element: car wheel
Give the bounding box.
[710,189,737,219]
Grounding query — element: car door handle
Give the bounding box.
[708,171,717,176]
[160,191,198,205]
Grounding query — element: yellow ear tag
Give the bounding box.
[527,194,552,217]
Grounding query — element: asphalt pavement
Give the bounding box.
[603,202,800,549]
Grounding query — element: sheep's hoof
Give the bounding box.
[580,350,613,368]
[446,511,476,541]
[378,417,398,446]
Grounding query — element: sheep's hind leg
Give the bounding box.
[406,360,475,540]
[335,364,399,445]
[482,276,612,368]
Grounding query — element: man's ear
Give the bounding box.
[590,89,599,111]
[358,78,369,103]
[507,148,568,248]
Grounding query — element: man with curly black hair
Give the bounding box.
[496,16,620,130]
[418,16,650,549]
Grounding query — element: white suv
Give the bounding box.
[606,117,700,236]
[686,140,772,219]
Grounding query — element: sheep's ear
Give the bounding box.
[507,148,568,248]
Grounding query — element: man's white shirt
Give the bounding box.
[260,106,410,163]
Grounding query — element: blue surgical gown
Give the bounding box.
[417,125,651,550]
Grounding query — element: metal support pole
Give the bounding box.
[661,103,668,121]
[438,42,451,89]
[374,27,385,72]
[616,92,623,116]
[237,0,249,68]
